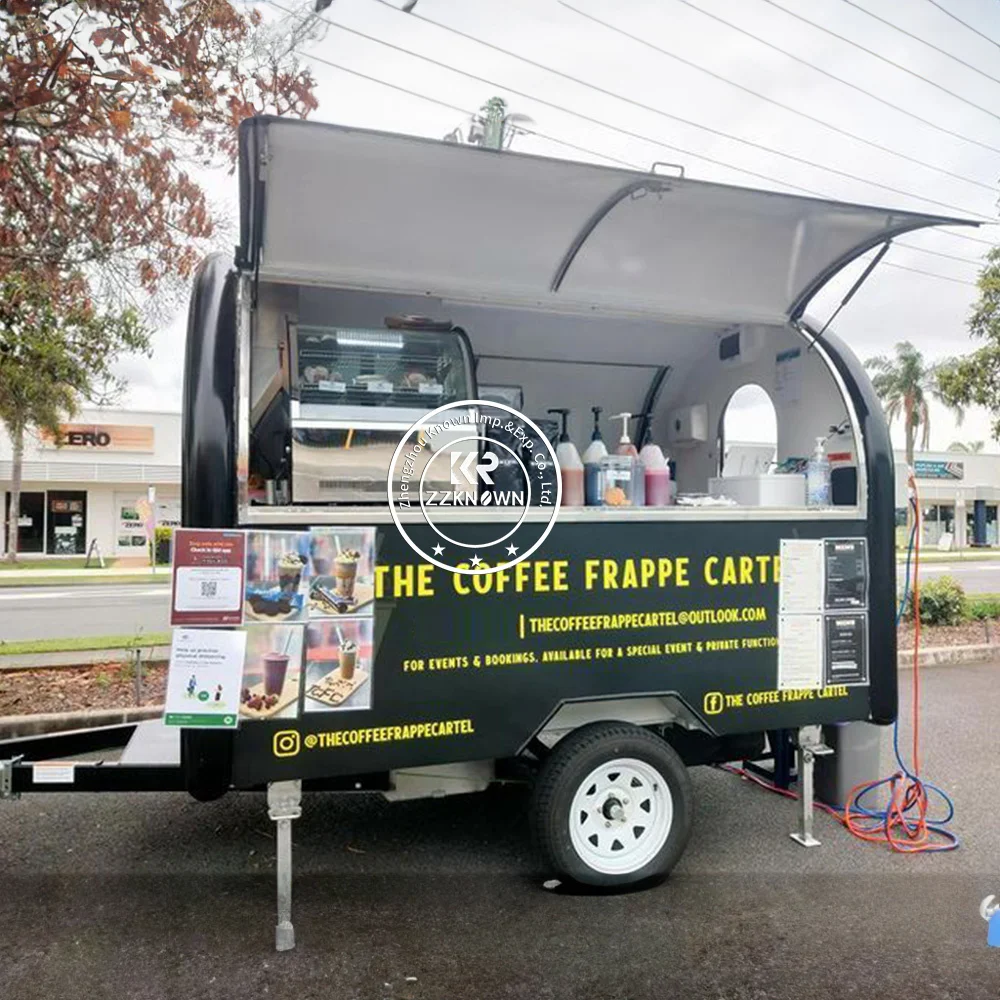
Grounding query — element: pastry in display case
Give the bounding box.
[289,318,477,504]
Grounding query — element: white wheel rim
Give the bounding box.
[568,757,674,876]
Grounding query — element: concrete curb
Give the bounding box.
[0,705,164,740]
[0,646,170,671]
[898,643,996,668]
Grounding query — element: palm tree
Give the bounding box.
[865,341,963,469]
[947,440,985,453]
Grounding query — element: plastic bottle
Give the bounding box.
[638,416,671,506]
[548,408,585,507]
[806,436,831,506]
[612,413,644,506]
[582,406,608,506]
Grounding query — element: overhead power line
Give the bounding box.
[837,0,1000,86]
[293,54,636,168]
[759,0,1000,122]
[668,0,1000,156]
[894,241,982,265]
[290,48,985,286]
[344,0,995,220]
[924,0,1000,51]
[288,63,980,284]
[560,1,996,193]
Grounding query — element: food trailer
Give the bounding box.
[2,116,976,945]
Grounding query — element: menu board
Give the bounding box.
[778,536,870,690]
[824,538,868,611]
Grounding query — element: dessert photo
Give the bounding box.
[244,531,309,622]
[302,619,374,712]
[307,527,375,618]
[239,625,304,721]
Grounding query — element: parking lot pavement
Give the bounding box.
[1,660,998,1000]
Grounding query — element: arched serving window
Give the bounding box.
[718,384,777,477]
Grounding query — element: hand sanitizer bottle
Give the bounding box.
[806,436,831,506]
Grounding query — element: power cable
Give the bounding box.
[925,0,1000,51]
[271,2,985,284]
[893,241,982,265]
[668,0,1000,156]
[343,0,996,220]
[837,0,1000,86]
[560,1,996,194]
[264,1,919,210]
[759,0,1000,123]
[291,53,637,168]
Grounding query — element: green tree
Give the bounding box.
[864,340,962,469]
[938,246,1000,439]
[0,272,148,562]
[947,440,984,453]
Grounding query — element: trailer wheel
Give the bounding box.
[532,722,692,887]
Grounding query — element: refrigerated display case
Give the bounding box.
[288,322,476,504]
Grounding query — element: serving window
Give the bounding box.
[243,281,862,517]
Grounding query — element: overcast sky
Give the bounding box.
[120,0,1000,452]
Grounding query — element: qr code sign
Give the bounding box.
[200,580,218,598]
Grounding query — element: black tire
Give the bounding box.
[532,722,692,888]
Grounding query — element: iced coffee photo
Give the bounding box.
[302,620,373,712]
[238,624,304,721]
[307,528,375,618]
[244,531,310,623]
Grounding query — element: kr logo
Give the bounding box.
[450,450,499,487]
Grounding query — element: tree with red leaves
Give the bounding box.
[0,1,317,559]
[1,0,318,297]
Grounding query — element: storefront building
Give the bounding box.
[0,409,180,559]
[894,452,1000,550]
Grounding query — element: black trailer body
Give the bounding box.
[172,117,976,886]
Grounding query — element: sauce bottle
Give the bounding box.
[582,405,608,506]
[548,408,585,507]
[638,415,671,506]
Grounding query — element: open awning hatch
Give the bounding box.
[238,117,976,326]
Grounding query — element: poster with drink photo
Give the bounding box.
[244,531,310,623]
[239,624,304,721]
[306,528,375,618]
[302,619,374,713]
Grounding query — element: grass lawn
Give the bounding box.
[0,557,122,571]
[0,631,171,657]
[0,573,163,588]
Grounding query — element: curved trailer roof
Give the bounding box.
[237,116,976,327]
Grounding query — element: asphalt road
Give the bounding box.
[0,584,171,642]
[1,660,998,999]
[917,558,1000,594]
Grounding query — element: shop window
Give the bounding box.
[988,505,998,546]
[921,504,955,548]
[4,491,45,554]
[46,490,87,555]
[718,384,777,476]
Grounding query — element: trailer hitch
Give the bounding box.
[1,756,23,800]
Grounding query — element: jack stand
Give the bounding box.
[790,725,833,848]
[267,780,302,952]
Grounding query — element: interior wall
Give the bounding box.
[663,324,855,494]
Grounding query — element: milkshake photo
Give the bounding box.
[302,620,373,712]
[244,531,309,622]
[307,528,375,618]
[239,625,303,721]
